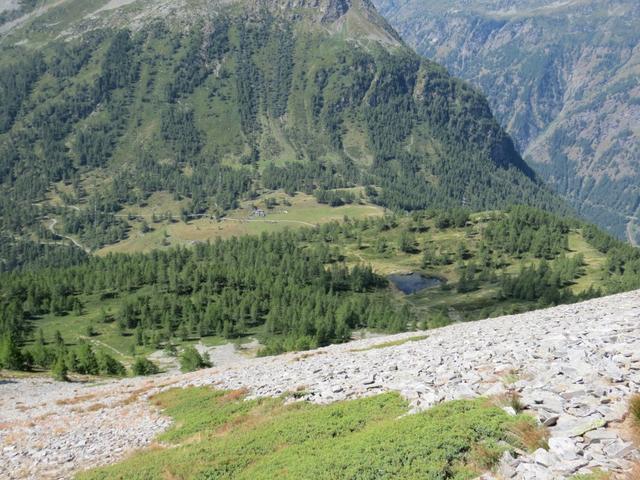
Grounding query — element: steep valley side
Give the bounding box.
[374,0,640,240]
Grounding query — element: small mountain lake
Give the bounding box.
[388,273,443,295]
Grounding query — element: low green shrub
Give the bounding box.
[179,346,211,373]
[80,389,533,480]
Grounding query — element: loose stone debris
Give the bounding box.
[2,290,640,479]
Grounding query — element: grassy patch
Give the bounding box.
[0,369,49,380]
[570,470,611,480]
[350,334,429,352]
[96,192,385,256]
[502,369,520,385]
[567,231,608,293]
[79,388,535,480]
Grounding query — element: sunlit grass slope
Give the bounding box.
[78,388,538,480]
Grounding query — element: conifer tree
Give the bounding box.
[54,330,65,347]
[0,333,23,370]
[52,353,69,381]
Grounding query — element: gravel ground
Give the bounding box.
[2,290,640,479]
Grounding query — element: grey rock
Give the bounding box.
[541,414,559,427]
[548,437,580,460]
[602,402,628,423]
[362,375,376,385]
[604,440,636,458]
[502,406,517,416]
[533,448,556,467]
[515,462,554,480]
[551,458,589,475]
[498,451,517,479]
[584,429,619,443]
[483,383,507,396]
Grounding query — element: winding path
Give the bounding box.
[46,218,91,253]
[79,336,130,360]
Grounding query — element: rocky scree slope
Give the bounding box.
[374,0,640,240]
[2,290,640,479]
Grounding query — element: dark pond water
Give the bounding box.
[388,273,443,295]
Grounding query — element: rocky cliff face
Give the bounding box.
[374,0,640,241]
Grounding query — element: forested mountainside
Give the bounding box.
[0,0,565,255]
[374,0,640,242]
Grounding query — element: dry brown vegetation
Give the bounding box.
[507,418,549,452]
[124,385,159,406]
[626,463,640,480]
[623,395,640,454]
[629,395,640,428]
[349,335,430,353]
[85,402,108,412]
[55,393,97,406]
[291,351,328,362]
[218,388,249,404]
[466,441,502,472]
[212,400,289,438]
[491,390,525,413]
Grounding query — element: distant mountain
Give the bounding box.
[0,0,563,250]
[374,0,640,242]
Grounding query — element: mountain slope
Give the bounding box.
[374,0,640,241]
[0,0,563,251]
[3,289,640,479]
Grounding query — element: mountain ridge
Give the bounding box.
[374,0,640,240]
[1,0,401,47]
